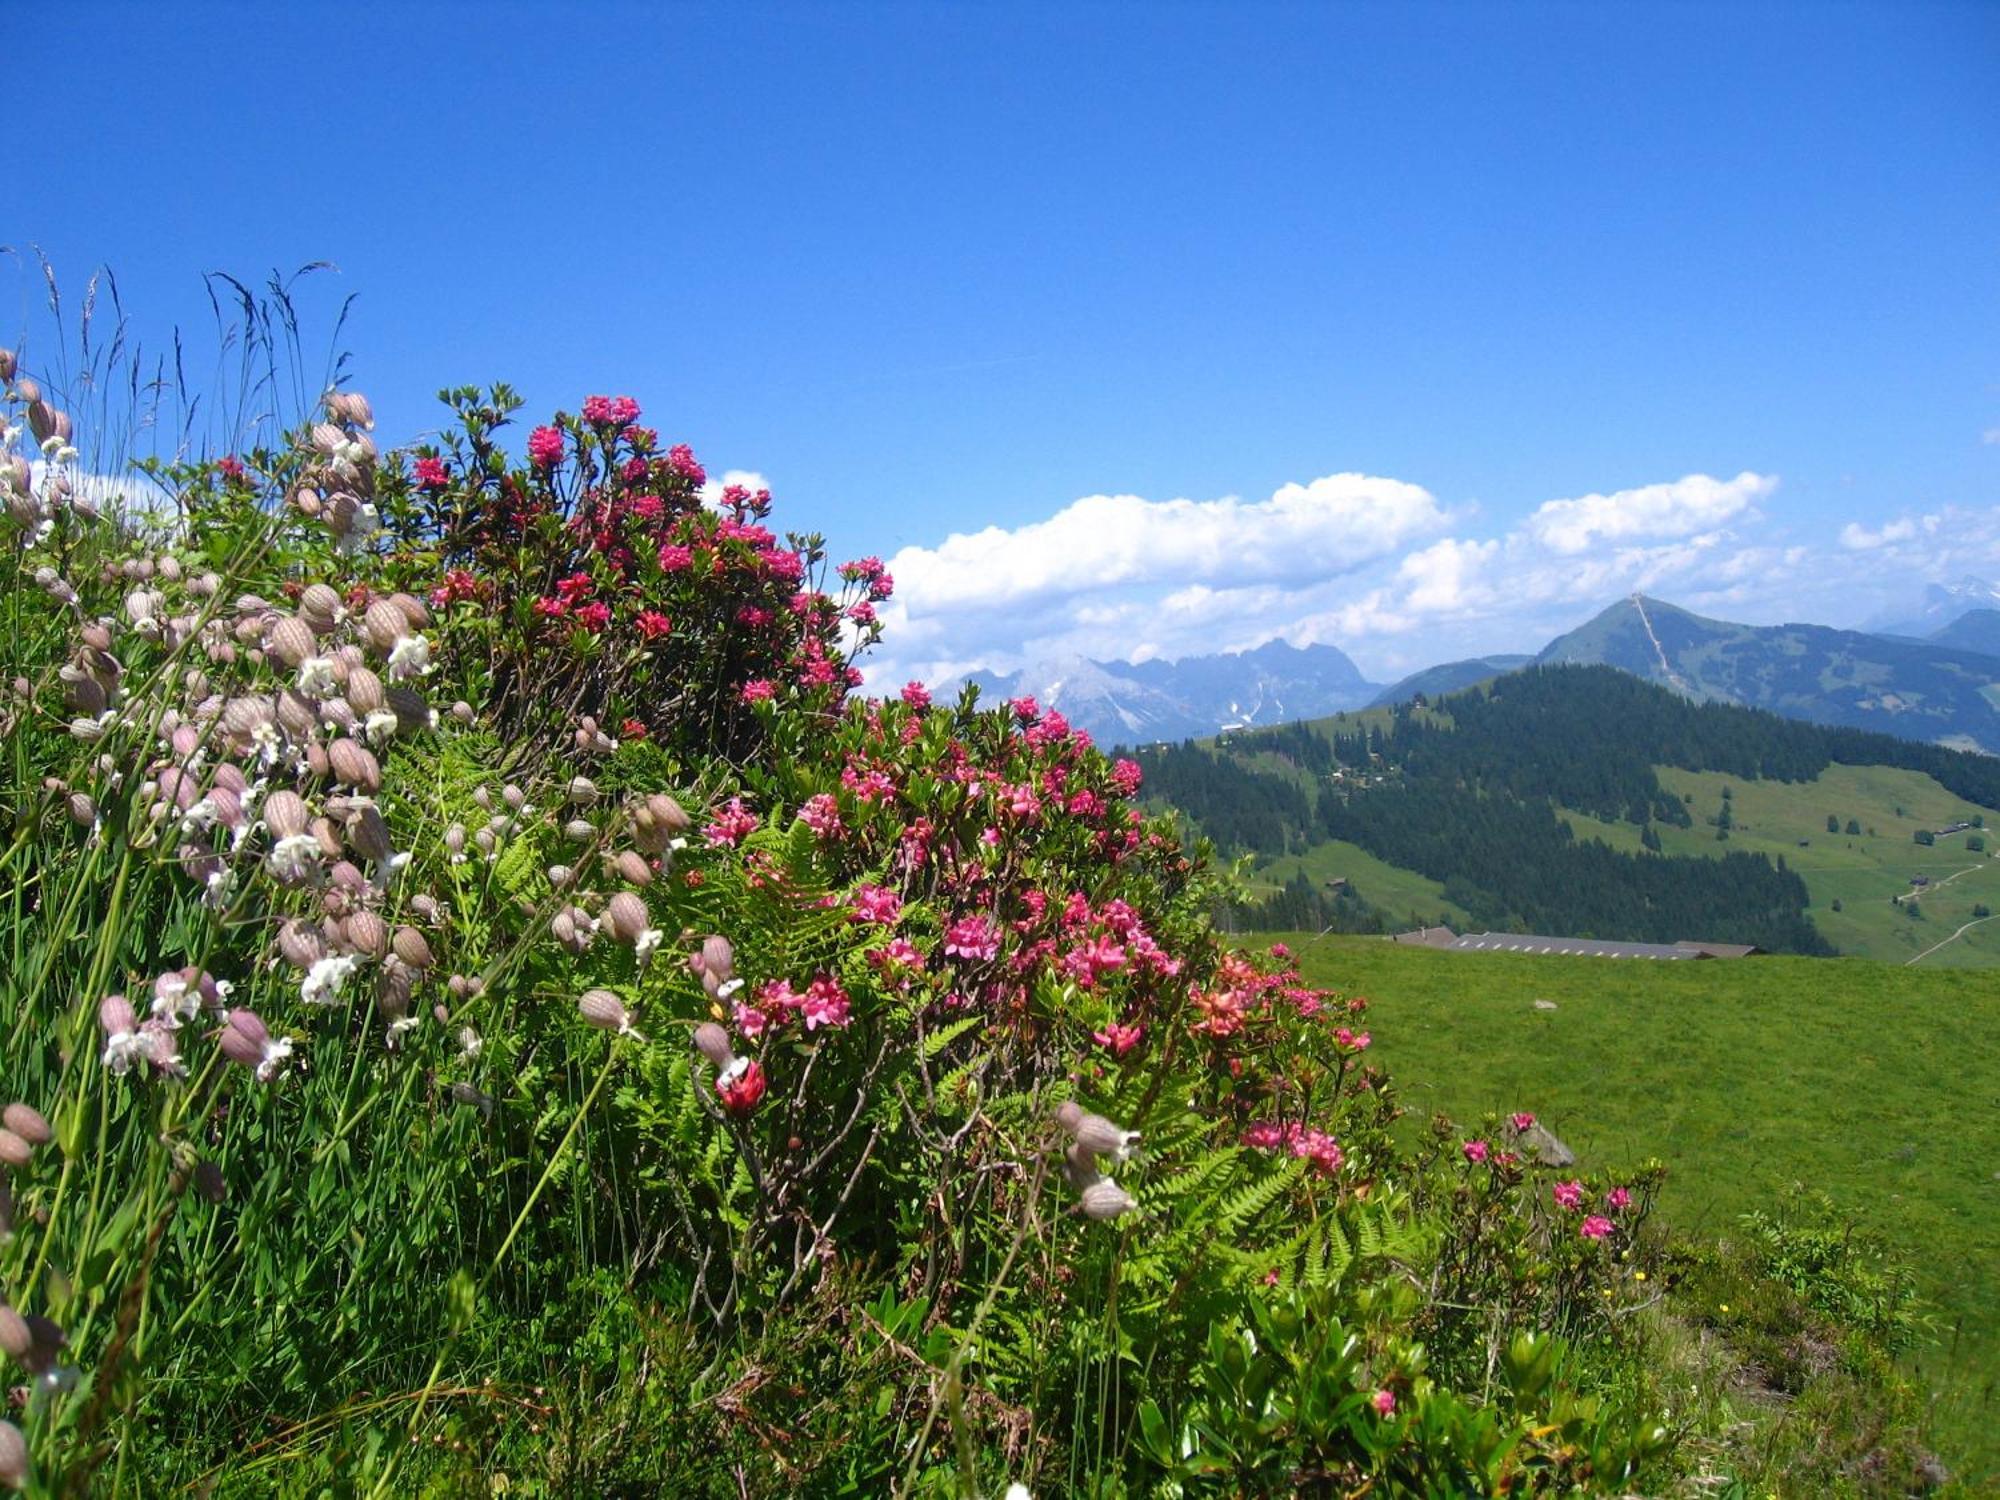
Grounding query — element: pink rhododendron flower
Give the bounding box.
[413,455,450,491]
[1092,1022,1144,1057]
[798,793,844,840]
[705,797,760,848]
[800,975,851,1031]
[1373,1389,1397,1417]
[657,542,693,572]
[851,884,903,925]
[666,443,705,483]
[901,680,931,709]
[1462,1139,1490,1163]
[528,425,565,467]
[635,609,672,640]
[1606,1186,1632,1211]
[740,679,775,704]
[1510,1112,1537,1131]
[943,915,1000,962]
[1579,1215,1614,1240]
[1553,1180,1585,1212]
[574,601,611,632]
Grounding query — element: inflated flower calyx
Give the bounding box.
[1055,1101,1141,1164]
[391,926,434,969]
[614,850,653,887]
[0,1415,30,1482]
[577,989,642,1038]
[266,616,316,668]
[691,1022,737,1070]
[0,1133,30,1171]
[603,891,651,944]
[362,599,409,653]
[2,1105,52,1148]
[1079,1179,1139,1221]
[327,738,381,793]
[344,910,389,959]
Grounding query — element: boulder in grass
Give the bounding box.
[1510,1118,1576,1168]
[1532,999,1559,1012]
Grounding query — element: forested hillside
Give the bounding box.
[1135,665,2000,955]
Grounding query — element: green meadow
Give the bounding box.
[1561,763,2000,966]
[1256,933,2000,1478]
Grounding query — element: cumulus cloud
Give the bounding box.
[1522,472,1775,555]
[887,473,1448,616]
[1839,518,1918,550]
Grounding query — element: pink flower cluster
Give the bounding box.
[1242,1119,1344,1175]
[705,797,760,849]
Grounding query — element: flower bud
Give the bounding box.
[346,805,393,864]
[567,775,599,807]
[345,667,385,715]
[99,994,137,1035]
[277,919,325,970]
[614,850,653,886]
[450,700,475,723]
[0,1308,27,1362]
[1071,1113,1141,1165]
[1,1106,51,1148]
[0,1133,31,1170]
[66,792,96,827]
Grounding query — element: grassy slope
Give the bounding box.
[1256,934,2000,1476]
[1245,838,1475,931]
[1559,763,2000,965]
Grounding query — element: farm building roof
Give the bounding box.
[1442,933,1757,960]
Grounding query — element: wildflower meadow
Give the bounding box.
[0,290,1952,1495]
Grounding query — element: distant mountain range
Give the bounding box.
[962,640,1379,745]
[951,577,2000,753]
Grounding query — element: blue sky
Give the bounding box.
[23,1,2000,682]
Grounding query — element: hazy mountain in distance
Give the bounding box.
[1866,576,2000,639]
[1926,608,2000,659]
[1369,654,1534,707]
[1536,594,2000,752]
[961,640,1379,748]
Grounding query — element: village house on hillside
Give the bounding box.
[1391,926,1761,960]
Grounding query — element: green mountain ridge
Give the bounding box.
[1137,664,2000,965]
[1536,595,2000,752]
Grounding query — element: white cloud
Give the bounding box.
[1523,472,1775,555]
[698,469,771,509]
[859,461,2000,690]
[1839,518,1917,550]
[885,473,1447,617]
[1982,428,2000,446]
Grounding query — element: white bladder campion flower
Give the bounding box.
[302,953,360,1006]
[296,657,338,696]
